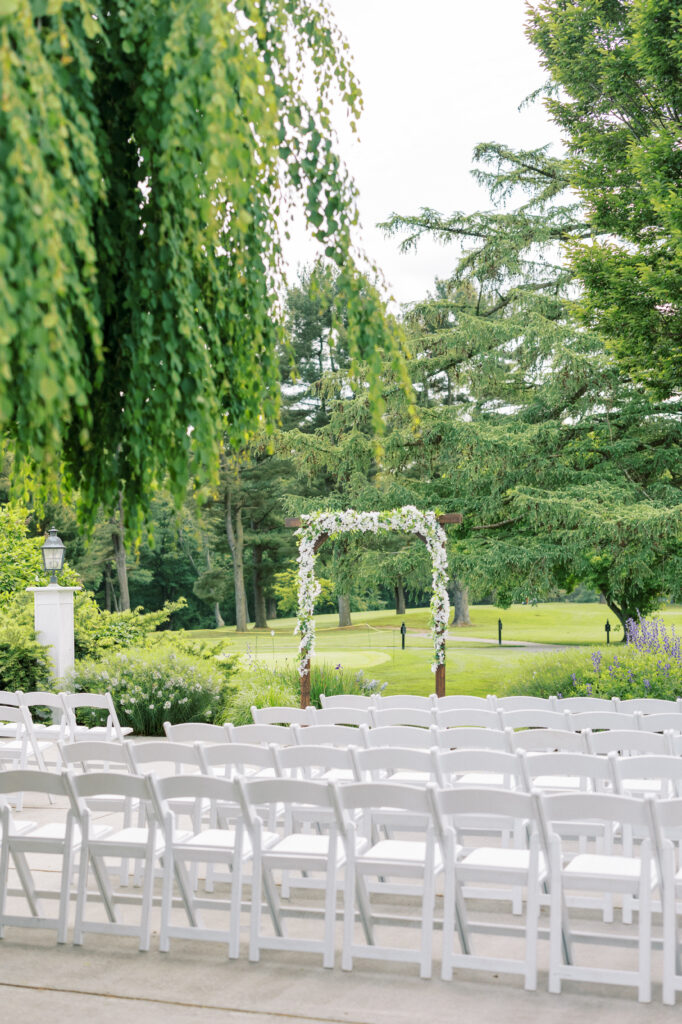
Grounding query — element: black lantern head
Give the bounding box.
[41,528,65,585]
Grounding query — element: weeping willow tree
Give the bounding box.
[0,0,402,528]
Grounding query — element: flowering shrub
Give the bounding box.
[66,645,236,735]
[222,662,387,726]
[295,507,449,676]
[508,616,682,701]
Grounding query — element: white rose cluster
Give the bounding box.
[294,506,450,677]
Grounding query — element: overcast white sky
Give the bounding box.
[284,0,564,306]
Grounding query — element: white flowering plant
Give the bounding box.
[66,645,235,735]
[294,507,450,677]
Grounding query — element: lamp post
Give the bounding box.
[41,527,65,585]
[27,528,79,680]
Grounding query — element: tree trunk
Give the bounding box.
[214,602,225,629]
[252,544,268,629]
[225,483,250,631]
[338,594,352,628]
[267,596,277,620]
[104,563,116,612]
[394,580,406,615]
[111,493,130,611]
[451,578,472,626]
[601,592,628,643]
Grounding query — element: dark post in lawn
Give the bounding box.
[498,618,503,646]
[285,512,462,705]
[400,621,406,650]
[605,619,611,645]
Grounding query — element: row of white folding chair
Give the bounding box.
[250,702,682,735]
[1,689,131,746]
[4,762,681,1000]
[320,691,682,714]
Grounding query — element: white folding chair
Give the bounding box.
[432,786,546,990]
[435,726,510,752]
[616,697,682,714]
[227,723,295,746]
[67,771,162,950]
[197,741,277,781]
[333,780,441,978]
[237,776,345,968]
[149,773,254,957]
[164,721,228,743]
[21,691,69,742]
[59,738,138,885]
[293,723,369,748]
[585,728,672,757]
[434,748,523,790]
[501,708,572,732]
[312,707,372,727]
[492,695,553,711]
[251,705,316,726]
[274,744,357,784]
[370,706,436,729]
[650,797,682,1005]
[437,707,503,730]
[506,726,586,754]
[518,750,614,797]
[0,689,22,707]
[319,694,374,709]
[638,713,682,738]
[568,710,638,733]
[352,746,435,787]
[61,691,132,742]
[539,791,659,1002]
[373,694,435,710]
[366,725,439,749]
[0,705,49,772]
[0,769,80,943]
[553,696,616,713]
[435,694,494,711]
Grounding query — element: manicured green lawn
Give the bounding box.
[190,601,681,697]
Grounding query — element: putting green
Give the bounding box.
[243,650,391,670]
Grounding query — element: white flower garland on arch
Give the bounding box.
[294,506,450,677]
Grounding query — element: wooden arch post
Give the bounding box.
[286,512,462,706]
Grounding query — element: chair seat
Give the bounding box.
[183,828,251,853]
[74,725,134,738]
[621,779,664,795]
[564,853,652,882]
[532,775,582,791]
[269,833,335,857]
[361,839,443,869]
[456,772,506,787]
[461,847,546,873]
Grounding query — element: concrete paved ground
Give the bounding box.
[1,793,679,1023]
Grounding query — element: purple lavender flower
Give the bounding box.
[586,682,592,696]
[591,651,602,674]
[644,678,651,691]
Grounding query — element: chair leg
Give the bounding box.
[662,851,678,1006]
[159,847,174,953]
[524,852,540,991]
[249,845,262,963]
[419,856,436,979]
[73,836,90,946]
[229,851,243,960]
[0,822,11,939]
[342,849,355,972]
[548,840,563,995]
[57,834,76,944]
[638,863,652,1003]
[440,854,455,982]
[323,852,337,969]
[139,852,155,952]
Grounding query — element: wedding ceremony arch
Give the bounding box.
[285,507,462,706]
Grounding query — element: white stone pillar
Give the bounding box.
[27,585,80,680]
